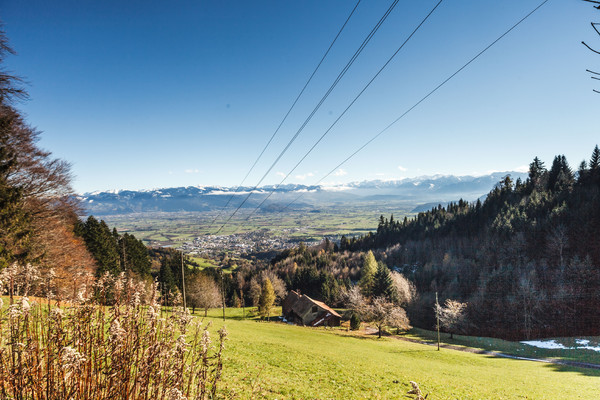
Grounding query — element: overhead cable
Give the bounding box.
[215,0,400,234]
[243,0,445,221]
[279,0,550,212]
[207,0,362,231]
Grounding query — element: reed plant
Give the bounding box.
[0,272,227,400]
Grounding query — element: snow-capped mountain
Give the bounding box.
[80,172,527,215]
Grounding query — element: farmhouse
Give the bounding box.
[282,290,341,327]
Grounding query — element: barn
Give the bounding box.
[282,290,341,327]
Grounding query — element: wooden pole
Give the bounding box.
[436,292,440,351]
[221,268,226,321]
[181,251,187,310]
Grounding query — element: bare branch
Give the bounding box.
[582,40,600,54]
[582,0,600,9]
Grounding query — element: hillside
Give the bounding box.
[203,308,600,400]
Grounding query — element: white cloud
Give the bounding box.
[375,173,386,177]
[295,172,315,180]
[185,169,200,174]
[333,168,347,176]
[514,165,529,173]
[397,165,408,172]
[276,171,286,178]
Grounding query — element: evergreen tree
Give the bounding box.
[350,312,361,330]
[358,250,377,297]
[119,233,151,278]
[528,156,546,190]
[590,145,600,183]
[372,261,397,302]
[0,126,30,269]
[159,257,177,297]
[80,216,120,276]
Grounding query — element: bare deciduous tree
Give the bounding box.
[582,1,600,92]
[187,274,221,316]
[390,271,416,306]
[362,296,411,338]
[435,299,467,339]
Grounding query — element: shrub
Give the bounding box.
[350,312,361,330]
[0,274,227,399]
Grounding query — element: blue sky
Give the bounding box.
[1,0,597,193]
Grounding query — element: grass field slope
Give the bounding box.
[201,308,600,400]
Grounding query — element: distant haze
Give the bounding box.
[81,172,527,215]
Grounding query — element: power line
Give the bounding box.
[207,0,362,231]
[279,0,550,213]
[243,0,445,221]
[215,0,400,234]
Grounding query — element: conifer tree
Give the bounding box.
[80,216,120,276]
[590,145,600,183]
[159,258,177,297]
[359,250,377,297]
[119,233,151,278]
[0,128,30,268]
[527,156,546,191]
[372,261,397,302]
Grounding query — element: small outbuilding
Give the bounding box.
[282,290,341,327]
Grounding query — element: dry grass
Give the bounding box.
[0,274,228,400]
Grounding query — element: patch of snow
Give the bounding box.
[581,345,600,352]
[521,340,568,350]
[322,185,353,192]
[522,339,600,353]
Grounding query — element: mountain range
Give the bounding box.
[80,172,527,215]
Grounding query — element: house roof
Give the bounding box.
[307,297,341,318]
[284,291,341,319]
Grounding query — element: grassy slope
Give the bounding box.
[404,327,600,366]
[199,308,600,400]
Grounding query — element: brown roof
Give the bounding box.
[283,291,341,319]
[308,297,341,318]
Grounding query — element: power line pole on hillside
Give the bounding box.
[181,251,186,310]
[436,292,441,351]
[221,268,226,321]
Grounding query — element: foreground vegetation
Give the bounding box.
[201,308,599,400]
[0,280,227,400]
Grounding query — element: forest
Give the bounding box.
[74,147,600,341]
[257,149,600,340]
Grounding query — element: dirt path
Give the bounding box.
[364,327,600,370]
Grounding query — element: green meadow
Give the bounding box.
[197,308,600,400]
[100,203,412,248]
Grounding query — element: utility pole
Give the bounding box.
[181,251,187,310]
[221,268,226,321]
[436,292,440,351]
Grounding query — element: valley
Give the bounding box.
[101,202,413,257]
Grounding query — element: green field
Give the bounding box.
[197,307,599,399]
[100,203,413,248]
[404,327,600,366]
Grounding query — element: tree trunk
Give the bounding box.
[378,326,382,338]
[204,308,208,317]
